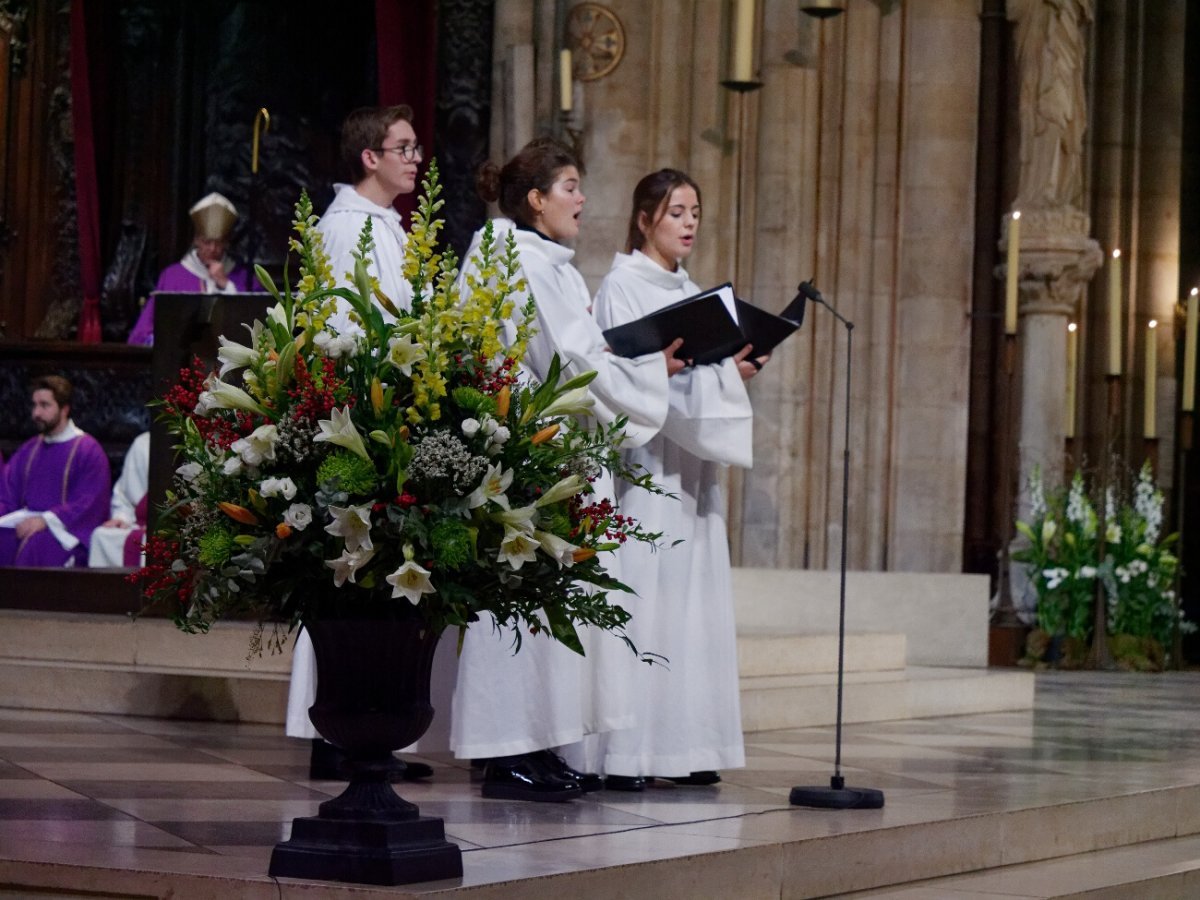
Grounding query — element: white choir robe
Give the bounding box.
[449,221,670,760]
[590,250,753,776]
[284,184,416,742]
[88,431,150,568]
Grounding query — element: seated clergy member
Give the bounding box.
[0,376,111,567]
[127,192,260,345]
[87,431,151,568]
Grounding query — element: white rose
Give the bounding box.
[461,418,481,438]
[284,503,313,531]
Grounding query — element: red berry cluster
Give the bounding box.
[288,356,350,422]
[161,356,211,418]
[475,356,518,394]
[567,497,637,543]
[127,536,194,603]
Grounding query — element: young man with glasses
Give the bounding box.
[287,105,434,782]
[317,105,424,319]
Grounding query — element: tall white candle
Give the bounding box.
[1065,323,1078,439]
[1144,320,1157,438]
[1184,288,1198,413]
[1107,250,1122,375]
[1004,212,1020,335]
[732,0,756,82]
[559,49,573,112]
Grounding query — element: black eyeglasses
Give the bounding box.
[371,144,423,162]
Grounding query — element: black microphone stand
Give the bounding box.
[789,280,885,810]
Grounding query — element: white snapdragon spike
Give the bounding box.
[386,333,425,375]
[498,526,540,570]
[217,335,256,377]
[534,474,585,508]
[232,424,280,467]
[176,462,203,482]
[467,462,513,509]
[314,406,369,459]
[283,503,313,530]
[461,418,481,438]
[325,546,376,587]
[534,530,576,568]
[541,386,594,418]
[493,505,537,535]
[1028,466,1046,519]
[260,476,297,500]
[325,503,374,553]
[386,560,436,604]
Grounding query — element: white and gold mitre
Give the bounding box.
[188,192,238,240]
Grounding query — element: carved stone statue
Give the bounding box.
[1009,0,1094,211]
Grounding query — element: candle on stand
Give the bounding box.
[1066,322,1078,439]
[1005,211,1020,335]
[559,49,573,113]
[1144,320,1157,439]
[1107,249,1122,375]
[1184,287,1198,412]
[732,0,756,82]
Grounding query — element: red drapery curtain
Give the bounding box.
[69,0,105,341]
[375,1,438,225]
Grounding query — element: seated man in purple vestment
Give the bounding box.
[126,192,260,346]
[0,375,112,567]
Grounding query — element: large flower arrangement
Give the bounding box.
[1013,462,1186,668]
[133,164,657,656]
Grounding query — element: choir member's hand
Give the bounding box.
[15,515,47,539]
[206,258,230,289]
[733,344,769,380]
[663,338,689,377]
[102,518,131,529]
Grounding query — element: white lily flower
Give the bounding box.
[325,546,376,588]
[315,406,370,459]
[467,462,513,509]
[267,302,290,330]
[260,476,297,500]
[385,560,437,604]
[493,505,538,535]
[222,455,243,476]
[534,474,586,508]
[207,380,270,416]
[386,333,425,375]
[324,503,374,554]
[217,335,257,377]
[283,503,313,530]
[231,424,279,467]
[542,386,594,418]
[498,526,540,570]
[535,530,577,569]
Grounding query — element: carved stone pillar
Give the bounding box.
[1003,206,1102,620]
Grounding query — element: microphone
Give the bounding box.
[797,279,825,304]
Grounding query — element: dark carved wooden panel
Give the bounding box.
[435,0,494,260]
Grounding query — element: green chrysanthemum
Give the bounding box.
[451,386,496,417]
[317,451,380,496]
[197,525,235,569]
[430,518,476,570]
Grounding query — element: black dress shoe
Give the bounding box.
[659,770,721,786]
[534,750,604,793]
[481,753,581,802]
[604,774,646,792]
[308,739,432,782]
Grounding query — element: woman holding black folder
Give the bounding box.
[449,139,686,801]
[590,169,767,791]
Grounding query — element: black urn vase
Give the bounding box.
[269,607,462,885]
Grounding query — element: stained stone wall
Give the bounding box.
[490,0,981,574]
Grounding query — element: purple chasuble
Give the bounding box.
[0,434,112,567]
[126,262,260,346]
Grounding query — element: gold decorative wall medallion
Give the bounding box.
[566,3,625,82]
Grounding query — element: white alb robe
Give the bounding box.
[88,431,150,568]
[449,221,670,760]
[590,250,753,776]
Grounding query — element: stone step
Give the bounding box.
[741,666,1035,733]
[836,833,1200,898]
[736,631,908,677]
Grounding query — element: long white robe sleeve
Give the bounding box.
[587,249,753,777]
[449,221,670,761]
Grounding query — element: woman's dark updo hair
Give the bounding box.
[476,137,581,227]
[624,168,702,253]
